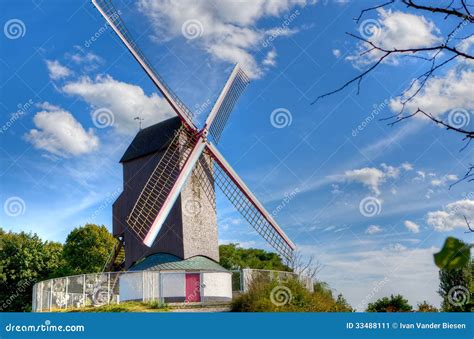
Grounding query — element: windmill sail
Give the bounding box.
[206,143,295,260]
[206,65,250,144]
[92,0,196,130]
[127,127,203,244]
[93,0,295,259]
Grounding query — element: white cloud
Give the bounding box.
[137,0,316,78]
[381,163,400,178]
[332,163,413,196]
[342,167,385,195]
[25,103,99,157]
[347,9,441,67]
[426,199,474,231]
[404,220,420,234]
[365,225,382,234]
[390,69,474,118]
[414,171,426,182]
[262,49,277,66]
[45,60,72,80]
[70,51,102,64]
[62,75,174,134]
[332,49,341,58]
[430,174,458,187]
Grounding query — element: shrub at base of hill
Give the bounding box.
[231,276,353,312]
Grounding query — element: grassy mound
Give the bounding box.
[231,276,352,312]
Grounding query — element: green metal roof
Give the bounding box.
[120,116,181,163]
[129,253,228,272]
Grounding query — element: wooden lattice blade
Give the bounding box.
[205,64,250,144]
[126,128,205,246]
[92,0,197,131]
[205,143,295,260]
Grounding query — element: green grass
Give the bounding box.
[62,301,169,312]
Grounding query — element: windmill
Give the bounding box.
[93,0,295,269]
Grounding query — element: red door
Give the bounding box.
[185,273,201,302]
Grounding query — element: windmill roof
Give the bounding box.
[120,116,182,163]
[129,253,228,272]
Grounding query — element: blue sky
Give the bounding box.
[1,0,473,309]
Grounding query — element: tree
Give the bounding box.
[366,294,413,312]
[438,260,473,312]
[219,243,291,271]
[314,1,474,157]
[416,301,438,312]
[62,224,117,275]
[287,251,322,280]
[0,230,63,311]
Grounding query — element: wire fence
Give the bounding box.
[235,269,314,293]
[32,269,313,312]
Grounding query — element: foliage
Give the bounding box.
[366,295,413,312]
[416,301,438,312]
[438,260,473,312]
[434,237,471,270]
[231,275,353,312]
[219,243,291,271]
[62,224,117,275]
[0,230,63,311]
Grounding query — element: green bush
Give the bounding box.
[231,275,353,312]
[366,294,412,312]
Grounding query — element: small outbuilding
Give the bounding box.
[119,253,232,304]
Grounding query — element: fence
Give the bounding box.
[32,271,232,312]
[32,269,313,312]
[233,269,313,293]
